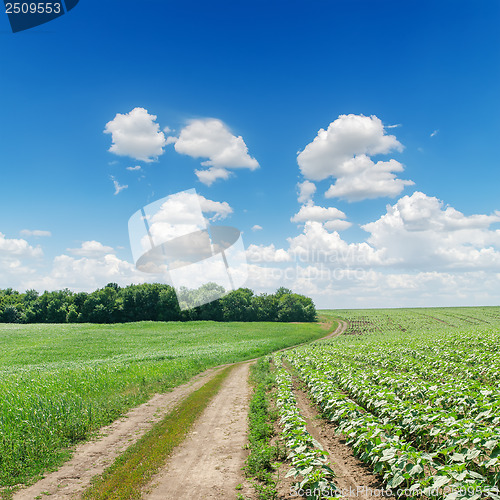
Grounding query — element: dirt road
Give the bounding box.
[15,319,345,499]
[142,362,252,500]
[14,368,223,500]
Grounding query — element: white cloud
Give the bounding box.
[3,188,500,308]
[291,202,347,224]
[198,195,233,221]
[362,191,500,271]
[67,240,116,257]
[430,129,439,137]
[297,114,403,181]
[194,167,231,186]
[173,118,259,184]
[246,243,292,263]
[111,176,128,195]
[135,191,234,257]
[126,165,142,171]
[297,114,412,201]
[26,253,151,293]
[324,156,414,201]
[104,107,167,162]
[324,220,353,231]
[287,221,386,266]
[241,189,500,307]
[0,232,43,259]
[252,225,263,231]
[20,229,52,238]
[0,233,43,289]
[297,180,316,203]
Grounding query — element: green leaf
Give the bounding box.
[450,453,465,462]
[484,439,498,450]
[409,464,424,476]
[432,475,451,488]
[387,473,405,488]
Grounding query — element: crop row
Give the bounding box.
[293,349,499,472]
[285,349,500,500]
[273,355,338,498]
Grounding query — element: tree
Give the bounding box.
[220,288,254,321]
[1,305,21,323]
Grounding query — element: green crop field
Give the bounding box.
[274,307,500,499]
[0,320,328,490]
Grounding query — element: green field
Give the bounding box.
[276,306,500,498]
[0,320,328,489]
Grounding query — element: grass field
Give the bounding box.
[0,320,328,490]
[275,306,500,499]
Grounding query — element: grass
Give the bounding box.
[82,365,234,500]
[245,357,284,500]
[0,320,327,490]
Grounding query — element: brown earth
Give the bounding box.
[275,321,394,500]
[142,362,253,500]
[287,387,392,500]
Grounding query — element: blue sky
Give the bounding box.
[1,0,500,308]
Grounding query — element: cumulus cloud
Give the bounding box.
[241,189,500,307]
[297,180,316,203]
[291,202,351,231]
[324,156,414,201]
[362,191,500,270]
[0,232,43,259]
[246,243,292,263]
[0,233,43,289]
[194,167,231,186]
[252,225,263,231]
[20,229,51,238]
[67,240,116,257]
[297,114,412,201]
[173,118,259,185]
[298,114,403,180]
[126,165,142,171]
[26,253,150,293]
[323,220,353,231]
[134,191,234,257]
[287,221,386,266]
[104,107,167,162]
[198,195,233,221]
[3,190,500,308]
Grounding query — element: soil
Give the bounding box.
[275,320,395,500]
[291,387,391,500]
[13,367,224,500]
[142,362,253,500]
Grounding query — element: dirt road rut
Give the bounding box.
[143,362,252,500]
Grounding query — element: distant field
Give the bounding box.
[278,306,500,497]
[321,305,500,334]
[0,320,329,489]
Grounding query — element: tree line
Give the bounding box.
[0,283,317,324]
